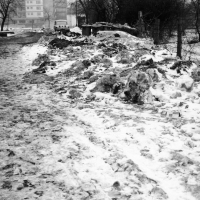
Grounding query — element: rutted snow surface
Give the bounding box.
[0,43,200,200]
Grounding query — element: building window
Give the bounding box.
[27,6,29,9]
[36,0,40,4]
[37,12,41,16]
[36,6,41,10]
[31,12,33,15]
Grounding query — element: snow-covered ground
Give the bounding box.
[0,32,200,200]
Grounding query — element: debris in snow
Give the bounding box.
[92,74,120,93]
[49,37,93,49]
[32,54,50,66]
[120,70,153,104]
[176,75,194,92]
[82,70,94,79]
[70,26,82,35]
[1,29,200,200]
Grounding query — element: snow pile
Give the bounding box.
[70,26,82,34]
[1,31,200,200]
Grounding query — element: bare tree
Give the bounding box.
[102,0,118,22]
[78,0,91,23]
[78,0,192,30]
[0,0,21,31]
[177,17,182,58]
[43,6,54,28]
[191,0,200,41]
[31,19,34,30]
[176,0,189,59]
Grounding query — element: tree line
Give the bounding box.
[78,0,200,40]
[0,0,200,42]
[0,0,21,31]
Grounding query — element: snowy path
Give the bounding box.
[0,44,199,200]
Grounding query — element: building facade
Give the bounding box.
[12,0,26,25]
[26,0,44,18]
[25,0,45,27]
[66,1,77,27]
[53,0,67,20]
[11,0,77,28]
[12,0,44,27]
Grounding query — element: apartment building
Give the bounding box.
[53,0,67,20]
[67,1,77,27]
[26,0,44,18]
[12,0,26,25]
[11,0,75,27]
[11,0,44,27]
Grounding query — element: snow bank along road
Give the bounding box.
[0,35,200,200]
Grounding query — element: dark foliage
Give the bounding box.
[78,0,191,38]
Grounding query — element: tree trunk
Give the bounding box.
[78,0,88,24]
[32,20,34,30]
[159,28,164,41]
[195,13,200,41]
[192,0,200,41]
[168,20,174,38]
[48,19,50,28]
[85,13,89,24]
[195,22,200,41]
[177,17,182,59]
[1,18,6,31]
[154,19,160,45]
[168,26,173,37]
